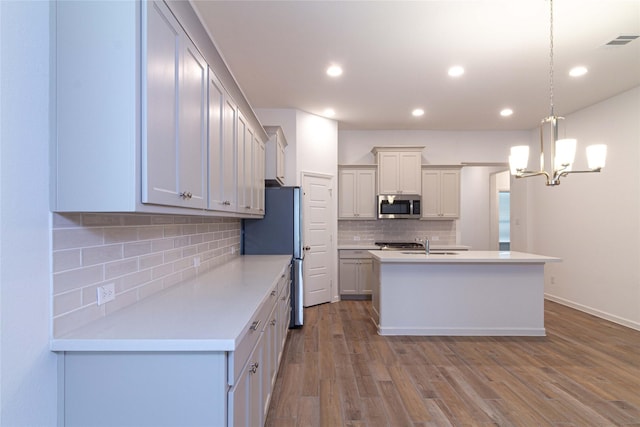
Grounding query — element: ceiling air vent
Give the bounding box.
[605,35,639,46]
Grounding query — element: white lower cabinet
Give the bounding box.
[58,263,291,427]
[339,250,373,297]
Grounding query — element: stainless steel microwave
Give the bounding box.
[377,195,421,219]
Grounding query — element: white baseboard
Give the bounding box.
[377,326,546,337]
[544,294,640,332]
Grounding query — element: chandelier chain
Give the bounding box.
[549,0,554,116]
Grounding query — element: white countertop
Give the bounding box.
[338,244,471,250]
[370,250,561,264]
[51,255,292,353]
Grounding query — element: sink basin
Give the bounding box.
[400,251,458,255]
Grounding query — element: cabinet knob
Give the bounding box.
[249,362,259,374]
[303,246,311,251]
[179,191,193,200]
[271,290,277,297]
[270,319,277,326]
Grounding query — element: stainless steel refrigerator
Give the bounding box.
[242,187,303,327]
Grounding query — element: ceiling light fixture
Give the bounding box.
[448,66,464,77]
[326,65,343,77]
[323,108,336,117]
[500,108,513,117]
[509,0,606,186]
[412,108,425,117]
[569,66,588,77]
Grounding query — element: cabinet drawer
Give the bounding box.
[339,249,373,259]
[229,286,277,386]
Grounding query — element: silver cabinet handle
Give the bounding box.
[249,320,261,331]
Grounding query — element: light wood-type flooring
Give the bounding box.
[265,300,640,426]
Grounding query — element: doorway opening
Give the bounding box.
[498,191,510,251]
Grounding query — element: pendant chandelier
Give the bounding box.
[509,0,607,186]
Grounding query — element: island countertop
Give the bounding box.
[369,250,561,264]
[50,255,292,352]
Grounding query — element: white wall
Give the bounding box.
[256,109,340,301]
[516,87,640,329]
[0,1,58,424]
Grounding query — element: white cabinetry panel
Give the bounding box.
[338,166,376,219]
[143,1,206,209]
[421,168,461,219]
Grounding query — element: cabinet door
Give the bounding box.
[229,336,264,427]
[254,139,265,214]
[222,96,238,211]
[339,259,359,295]
[399,152,422,195]
[276,138,286,184]
[358,260,373,294]
[178,38,207,208]
[144,2,206,209]
[144,1,180,206]
[338,169,357,218]
[421,170,441,219]
[440,170,460,218]
[356,169,377,218]
[237,113,253,213]
[377,152,399,194]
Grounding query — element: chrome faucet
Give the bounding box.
[415,237,430,254]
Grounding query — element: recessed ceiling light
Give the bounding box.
[323,108,336,117]
[326,65,343,77]
[500,108,513,117]
[412,108,425,117]
[569,66,588,77]
[448,66,465,77]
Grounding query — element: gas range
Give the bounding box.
[375,241,425,251]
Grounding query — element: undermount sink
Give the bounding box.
[400,251,459,255]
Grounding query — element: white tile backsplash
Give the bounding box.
[338,219,457,245]
[52,213,241,337]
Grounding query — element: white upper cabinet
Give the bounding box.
[372,146,424,195]
[207,70,238,213]
[421,167,461,219]
[143,1,206,209]
[264,126,288,186]
[338,166,377,219]
[52,1,265,217]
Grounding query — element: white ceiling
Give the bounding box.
[191,0,640,131]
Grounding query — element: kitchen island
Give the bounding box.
[369,250,560,336]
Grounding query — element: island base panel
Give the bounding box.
[375,262,546,336]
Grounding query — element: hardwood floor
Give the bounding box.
[265,300,640,426]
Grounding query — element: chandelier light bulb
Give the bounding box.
[554,139,577,172]
[586,144,607,170]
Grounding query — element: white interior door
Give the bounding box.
[302,173,333,307]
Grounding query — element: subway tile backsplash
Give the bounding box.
[338,219,457,245]
[52,213,241,337]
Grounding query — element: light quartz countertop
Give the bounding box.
[51,255,292,353]
[370,250,560,264]
[338,244,472,251]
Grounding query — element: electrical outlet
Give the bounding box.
[550,276,556,285]
[193,256,201,267]
[97,283,115,305]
